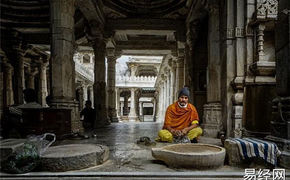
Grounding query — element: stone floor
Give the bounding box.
[52,122,244,173]
[2,122,290,179]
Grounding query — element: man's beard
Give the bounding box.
[178,102,187,108]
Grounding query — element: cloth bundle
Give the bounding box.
[229,138,281,166]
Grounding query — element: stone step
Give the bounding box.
[0,171,250,180]
[40,144,109,172]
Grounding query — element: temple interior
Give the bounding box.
[0,0,289,178]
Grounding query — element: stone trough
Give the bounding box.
[40,144,109,172]
[151,143,225,169]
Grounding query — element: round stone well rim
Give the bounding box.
[152,143,225,156]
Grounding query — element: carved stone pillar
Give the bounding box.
[27,67,38,89]
[176,49,185,96]
[169,60,177,102]
[78,86,84,110]
[129,88,138,121]
[0,54,3,124]
[92,38,109,126]
[0,50,11,122]
[130,64,137,77]
[202,3,223,138]
[166,71,170,106]
[265,0,290,168]
[50,0,81,133]
[139,101,143,116]
[120,101,124,116]
[157,83,162,122]
[156,87,161,122]
[116,88,121,118]
[153,98,157,121]
[83,85,88,104]
[106,48,118,122]
[14,49,25,105]
[88,86,94,107]
[162,79,166,117]
[123,94,129,116]
[163,74,168,108]
[3,62,14,106]
[38,62,48,106]
[249,23,275,77]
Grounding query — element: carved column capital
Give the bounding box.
[168,58,177,69]
[106,47,115,57]
[90,37,106,52]
[177,48,185,58]
[4,62,13,71]
[85,19,104,41]
[39,60,49,69]
[186,20,200,48]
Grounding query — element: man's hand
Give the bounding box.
[170,129,182,137]
[181,123,198,136]
[181,128,188,136]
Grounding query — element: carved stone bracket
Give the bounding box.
[256,0,278,20]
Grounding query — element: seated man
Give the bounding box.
[17,88,42,109]
[158,87,203,143]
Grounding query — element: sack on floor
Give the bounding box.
[1,142,39,174]
[27,133,56,156]
[1,133,56,174]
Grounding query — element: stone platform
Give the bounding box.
[40,144,109,172]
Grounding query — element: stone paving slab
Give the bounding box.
[40,144,109,172]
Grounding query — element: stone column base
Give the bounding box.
[265,135,290,168]
[129,116,139,122]
[108,108,119,122]
[111,117,119,123]
[121,116,129,121]
[51,99,83,133]
[202,103,222,138]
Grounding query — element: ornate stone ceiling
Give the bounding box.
[102,0,189,19]
[0,0,207,57]
[0,0,86,44]
[0,0,50,43]
[102,0,191,56]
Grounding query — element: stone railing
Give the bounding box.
[75,61,94,82]
[116,75,157,88]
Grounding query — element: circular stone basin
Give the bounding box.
[151,143,225,168]
[40,144,109,172]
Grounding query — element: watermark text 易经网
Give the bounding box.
[244,168,285,180]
